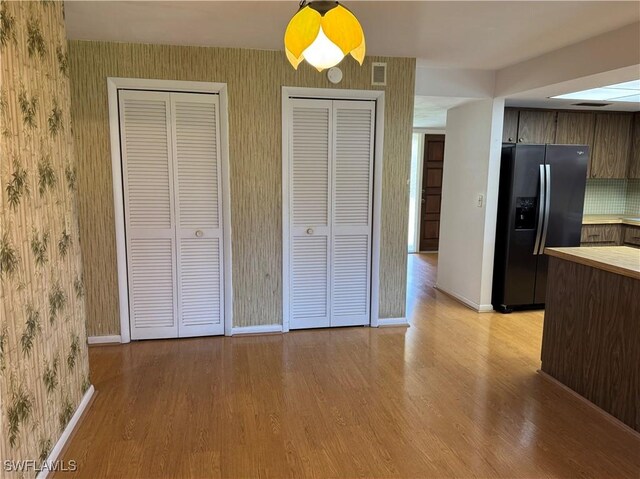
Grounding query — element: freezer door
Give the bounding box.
[493,144,546,309]
[533,145,589,304]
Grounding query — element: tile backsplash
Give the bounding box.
[625,179,640,217]
[583,178,640,216]
[583,179,628,214]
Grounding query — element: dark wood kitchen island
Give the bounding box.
[541,246,640,433]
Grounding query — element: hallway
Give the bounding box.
[57,254,640,478]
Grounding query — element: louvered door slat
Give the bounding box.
[179,238,221,327]
[289,99,332,329]
[121,97,173,229]
[174,97,220,229]
[292,236,328,322]
[330,101,375,327]
[292,106,330,227]
[332,235,369,316]
[129,239,174,328]
[171,93,224,337]
[334,107,373,226]
[120,90,178,339]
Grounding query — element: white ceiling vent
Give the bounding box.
[371,62,387,86]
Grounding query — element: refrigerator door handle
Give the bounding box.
[540,164,552,254]
[533,164,545,255]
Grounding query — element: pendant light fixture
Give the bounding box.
[284,1,366,72]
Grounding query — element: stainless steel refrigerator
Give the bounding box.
[492,144,588,313]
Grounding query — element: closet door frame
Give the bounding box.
[281,87,385,332]
[108,78,233,343]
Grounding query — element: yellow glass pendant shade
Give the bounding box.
[284,1,366,71]
[284,6,321,61]
[350,35,366,65]
[321,5,363,55]
[285,48,304,70]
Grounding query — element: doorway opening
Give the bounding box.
[408,130,446,253]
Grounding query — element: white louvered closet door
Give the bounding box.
[120,90,179,339]
[289,99,333,329]
[330,101,374,327]
[288,98,375,330]
[120,90,225,340]
[170,93,224,337]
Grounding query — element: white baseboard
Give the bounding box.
[377,317,409,327]
[231,324,283,336]
[36,385,95,479]
[434,284,493,312]
[87,335,122,345]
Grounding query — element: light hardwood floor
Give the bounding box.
[58,254,640,478]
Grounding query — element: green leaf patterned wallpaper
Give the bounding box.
[0,1,90,473]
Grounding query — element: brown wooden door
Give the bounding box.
[419,135,445,251]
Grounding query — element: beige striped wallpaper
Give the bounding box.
[68,41,415,335]
[0,1,90,471]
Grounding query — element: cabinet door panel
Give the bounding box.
[629,113,640,179]
[503,108,519,143]
[556,112,595,145]
[517,110,556,144]
[591,113,632,178]
[580,224,622,245]
[556,112,595,177]
[623,226,640,246]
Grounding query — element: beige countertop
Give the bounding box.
[582,215,640,226]
[545,246,640,280]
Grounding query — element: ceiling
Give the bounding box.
[507,96,640,113]
[507,73,640,113]
[65,1,640,70]
[64,1,639,128]
[413,96,473,129]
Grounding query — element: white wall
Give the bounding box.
[415,65,496,98]
[436,98,505,311]
[495,22,640,97]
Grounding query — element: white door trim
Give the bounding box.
[409,132,424,253]
[281,86,385,332]
[107,77,233,342]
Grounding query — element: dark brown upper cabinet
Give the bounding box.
[502,108,519,142]
[629,113,640,179]
[556,111,595,177]
[591,112,632,179]
[555,111,595,145]
[517,110,557,144]
[502,107,636,179]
